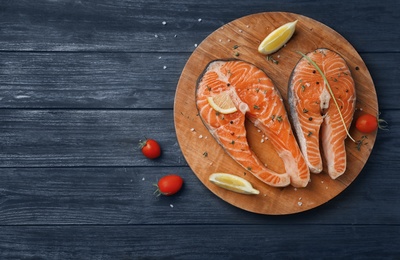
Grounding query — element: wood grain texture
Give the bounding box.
[174,12,378,214]
[0,0,398,258]
[0,225,398,259]
[0,110,184,167]
[0,0,398,52]
[0,53,397,109]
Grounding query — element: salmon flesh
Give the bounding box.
[196,60,310,188]
[288,49,356,179]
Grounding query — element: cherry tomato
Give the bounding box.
[155,174,183,196]
[355,113,378,133]
[139,139,161,159]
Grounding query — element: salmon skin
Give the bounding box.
[196,60,310,188]
[288,49,356,179]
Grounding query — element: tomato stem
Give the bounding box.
[377,113,389,131]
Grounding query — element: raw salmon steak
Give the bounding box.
[288,49,356,179]
[196,60,310,188]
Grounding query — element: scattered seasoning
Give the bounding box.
[234,51,240,57]
[308,117,313,121]
[312,70,316,74]
[216,111,220,116]
[333,78,338,82]
[190,128,195,132]
[256,88,260,93]
[233,45,239,49]
[230,140,235,145]
[307,131,313,137]
[271,115,276,121]
[267,55,279,64]
[247,167,252,171]
[203,151,208,157]
[261,139,265,143]
[276,115,283,122]
[356,135,368,151]
[253,105,260,110]
[199,134,203,139]
[355,66,360,70]
[303,108,309,113]
[301,85,306,92]
[297,201,303,206]
[206,85,211,91]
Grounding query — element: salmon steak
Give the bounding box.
[288,48,356,179]
[196,60,310,188]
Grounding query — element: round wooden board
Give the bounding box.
[173,12,378,215]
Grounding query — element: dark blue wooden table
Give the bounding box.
[0,0,399,258]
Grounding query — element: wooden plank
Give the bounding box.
[0,225,398,259]
[0,52,397,110]
[0,142,398,226]
[0,52,189,109]
[0,109,397,168]
[0,0,398,52]
[0,110,185,167]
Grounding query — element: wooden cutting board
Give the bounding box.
[173,12,378,215]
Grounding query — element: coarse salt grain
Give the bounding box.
[163,66,167,69]
[170,204,174,208]
[239,29,243,33]
[142,177,145,181]
[162,21,167,25]
[199,135,203,139]
[198,18,202,22]
[155,34,158,38]
[261,139,265,143]
[190,128,195,132]
[298,202,303,206]
[174,34,177,38]
[194,43,198,47]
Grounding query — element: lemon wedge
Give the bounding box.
[258,20,298,55]
[209,173,260,195]
[207,91,237,114]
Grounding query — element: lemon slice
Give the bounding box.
[209,173,260,195]
[207,91,237,114]
[258,20,298,55]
